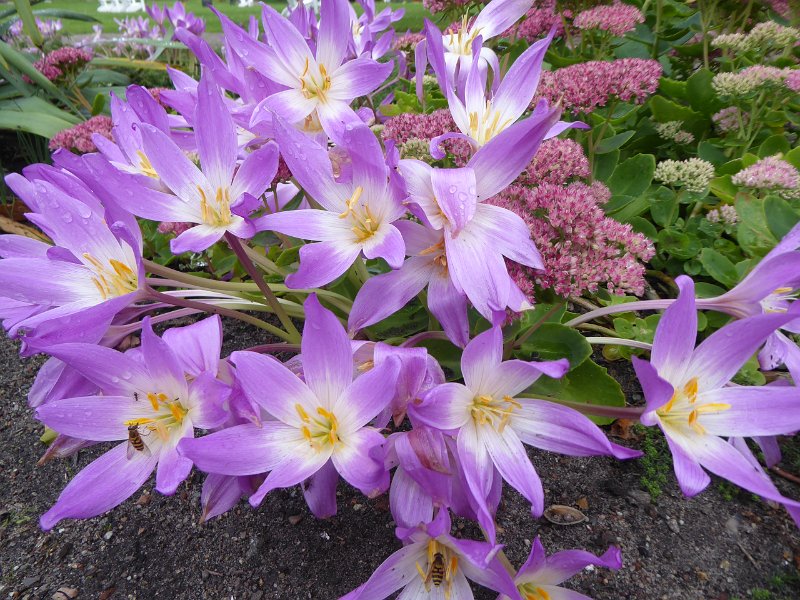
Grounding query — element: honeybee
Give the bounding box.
[126,424,151,459]
[429,552,445,588]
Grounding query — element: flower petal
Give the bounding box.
[302,458,339,518]
[650,275,697,383]
[695,385,800,437]
[427,272,470,348]
[248,442,332,506]
[412,382,473,431]
[286,241,361,289]
[332,427,389,496]
[336,355,400,430]
[170,224,226,254]
[483,425,544,515]
[195,77,237,190]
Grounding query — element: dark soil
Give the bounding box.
[1,321,799,600]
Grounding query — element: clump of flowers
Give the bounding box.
[654,121,695,145]
[48,116,114,154]
[31,47,92,82]
[707,205,739,226]
[786,70,800,94]
[422,0,474,14]
[382,110,472,164]
[3,18,62,49]
[517,138,590,186]
[712,106,748,133]
[492,182,655,297]
[654,158,715,193]
[732,155,800,199]
[711,32,754,54]
[573,1,644,36]
[510,0,564,41]
[393,31,425,52]
[537,59,662,114]
[712,66,791,99]
[748,21,800,49]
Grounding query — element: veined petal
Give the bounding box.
[461,326,502,393]
[471,203,543,269]
[361,223,405,269]
[302,458,339,518]
[650,275,696,383]
[427,272,470,348]
[138,123,206,202]
[512,399,642,459]
[178,422,304,475]
[521,545,622,586]
[44,343,150,396]
[430,167,477,235]
[231,141,279,201]
[482,424,544,516]
[286,241,361,289]
[345,542,426,600]
[412,382,472,431]
[263,89,319,124]
[170,224,226,254]
[316,0,349,69]
[632,356,676,425]
[663,430,710,497]
[493,27,553,123]
[155,434,194,495]
[258,208,356,241]
[329,57,393,101]
[336,356,400,430]
[195,77,237,191]
[302,294,354,409]
[332,427,389,496]
[456,420,497,542]
[161,315,222,377]
[40,442,157,530]
[696,386,800,437]
[389,467,434,530]
[472,0,534,39]
[36,395,143,441]
[249,441,332,506]
[261,4,315,77]
[231,350,317,426]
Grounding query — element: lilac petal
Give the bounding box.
[170,224,226,254]
[249,443,332,506]
[260,4,315,78]
[483,358,569,399]
[0,234,49,258]
[682,432,798,507]
[444,224,510,319]
[286,241,361,289]
[412,382,472,431]
[429,131,474,161]
[316,0,349,68]
[187,373,229,429]
[200,473,245,522]
[340,123,388,201]
[178,422,303,475]
[345,542,425,600]
[231,141,279,200]
[138,123,206,201]
[663,432,711,497]
[302,294,354,408]
[161,315,222,377]
[689,310,798,391]
[513,399,642,459]
[317,100,366,146]
[36,395,139,441]
[272,116,347,212]
[44,343,149,396]
[195,77,237,189]
[430,167,477,235]
[650,275,697,383]
[528,546,622,586]
[468,101,560,201]
[140,317,186,389]
[329,57,393,100]
[461,326,502,392]
[336,356,400,429]
[456,421,497,542]
[302,458,339,518]
[156,436,194,495]
[427,272,470,348]
[471,203,543,269]
[0,258,96,306]
[493,27,554,123]
[472,0,535,39]
[332,427,389,496]
[457,551,523,599]
[389,467,434,529]
[482,425,544,516]
[632,356,676,425]
[231,351,316,426]
[755,435,782,468]
[362,223,405,268]
[349,256,433,332]
[28,358,96,408]
[522,587,593,600]
[711,253,800,313]
[696,386,800,437]
[40,442,157,530]
[263,89,319,123]
[258,208,354,241]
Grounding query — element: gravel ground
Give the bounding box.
[1,321,799,600]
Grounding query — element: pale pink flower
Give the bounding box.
[48,116,113,154]
[573,1,644,37]
[732,156,800,199]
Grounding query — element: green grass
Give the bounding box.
[32,0,429,34]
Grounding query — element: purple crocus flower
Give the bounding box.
[221,0,392,142]
[101,76,279,253]
[0,171,143,354]
[258,116,406,288]
[35,316,229,529]
[499,538,623,600]
[342,509,522,600]
[413,327,639,540]
[178,295,400,514]
[350,101,560,331]
[633,275,800,511]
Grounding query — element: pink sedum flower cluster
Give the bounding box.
[787,70,800,93]
[537,58,662,114]
[573,1,645,36]
[517,138,590,186]
[712,106,748,133]
[491,182,655,298]
[32,47,93,82]
[48,115,113,154]
[382,109,472,164]
[508,0,564,42]
[732,155,800,199]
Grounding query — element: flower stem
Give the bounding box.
[586,337,653,350]
[564,299,674,327]
[225,234,302,344]
[401,330,451,347]
[519,394,645,420]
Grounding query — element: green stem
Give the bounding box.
[585,337,653,350]
[564,299,673,327]
[513,301,566,349]
[576,323,620,337]
[225,233,302,344]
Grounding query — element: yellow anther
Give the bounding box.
[147,393,160,411]
[168,402,187,423]
[339,186,364,219]
[415,561,427,581]
[683,378,699,404]
[124,417,154,427]
[296,403,311,423]
[136,151,159,178]
[357,360,375,372]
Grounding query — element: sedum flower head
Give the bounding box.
[712,106,748,133]
[655,121,695,144]
[49,115,113,154]
[654,158,715,193]
[706,205,739,226]
[712,32,754,53]
[732,155,800,199]
[748,21,800,48]
[573,1,645,37]
[712,66,790,99]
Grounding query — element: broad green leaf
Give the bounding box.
[686,68,721,114]
[709,175,737,203]
[699,248,738,288]
[595,130,635,154]
[0,109,73,137]
[757,134,790,158]
[764,196,800,241]
[735,196,778,259]
[12,0,43,47]
[607,154,655,197]
[515,323,592,370]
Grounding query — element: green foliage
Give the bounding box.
[638,426,671,501]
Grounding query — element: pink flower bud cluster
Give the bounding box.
[732,156,800,199]
[157,221,193,236]
[32,47,93,82]
[508,1,565,42]
[712,106,747,133]
[48,115,113,154]
[422,0,477,15]
[787,70,800,93]
[707,205,739,225]
[536,58,662,114]
[573,1,644,37]
[382,110,472,164]
[393,31,425,52]
[517,138,590,186]
[491,182,655,298]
